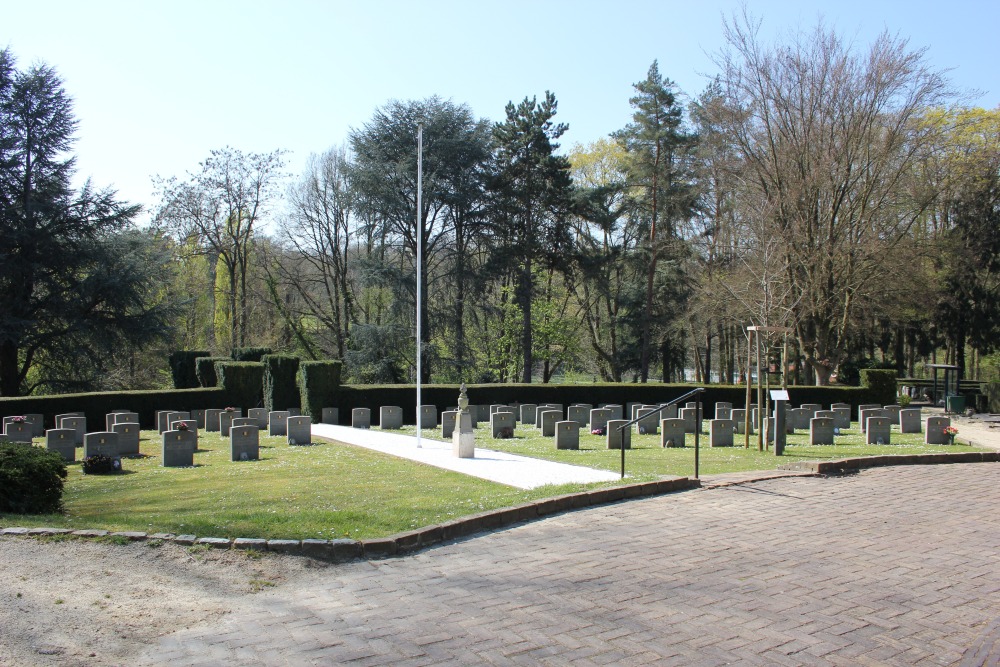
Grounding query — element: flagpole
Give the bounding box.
[416,124,423,448]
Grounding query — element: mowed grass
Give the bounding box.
[2,420,986,540]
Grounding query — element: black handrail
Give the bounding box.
[614,387,706,480]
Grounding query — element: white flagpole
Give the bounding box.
[416,124,423,448]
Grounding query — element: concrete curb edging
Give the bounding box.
[0,476,700,562]
[779,450,1000,475]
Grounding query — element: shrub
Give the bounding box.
[0,441,67,513]
[168,350,211,389]
[195,356,230,387]
[860,369,898,406]
[231,347,273,362]
[263,354,300,412]
[81,455,122,475]
[299,360,343,421]
[216,362,265,410]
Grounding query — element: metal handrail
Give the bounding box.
[614,387,706,480]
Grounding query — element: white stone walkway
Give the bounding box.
[311,424,620,490]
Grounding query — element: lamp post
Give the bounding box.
[416,124,423,448]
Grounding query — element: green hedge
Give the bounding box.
[231,347,273,362]
[263,354,300,412]
[330,382,879,424]
[0,387,229,430]
[299,360,343,421]
[195,356,230,387]
[860,369,898,407]
[168,350,211,389]
[217,362,265,410]
[0,441,68,513]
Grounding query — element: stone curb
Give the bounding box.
[779,450,1000,475]
[0,476,700,562]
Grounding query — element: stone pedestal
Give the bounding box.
[452,411,475,458]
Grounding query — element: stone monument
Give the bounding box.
[452,383,475,458]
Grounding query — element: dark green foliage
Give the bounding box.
[860,369,898,406]
[298,360,343,420]
[231,347,273,362]
[0,387,228,430]
[0,441,67,513]
[169,351,211,389]
[987,383,1000,413]
[81,455,122,475]
[195,356,229,387]
[263,355,300,412]
[217,362,264,410]
[836,358,898,387]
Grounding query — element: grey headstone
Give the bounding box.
[59,416,87,445]
[476,404,491,422]
[205,409,223,432]
[814,410,835,421]
[830,402,851,411]
[636,407,659,435]
[787,408,809,431]
[247,407,268,429]
[379,406,402,430]
[45,429,76,462]
[55,412,84,427]
[166,412,191,435]
[231,417,256,429]
[352,408,370,429]
[419,405,437,429]
[810,417,835,444]
[603,404,623,421]
[567,405,590,427]
[3,421,33,444]
[84,431,119,459]
[192,409,207,429]
[220,410,239,437]
[857,403,881,416]
[679,407,701,434]
[157,410,178,433]
[555,420,579,450]
[899,408,922,433]
[25,413,44,437]
[661,418,686,448]
[606,419,631,449]
[732,408,754,434]
[269,411,290,436]
[519,404,537,425]
[832,407,851,430]
[114,412,140,427]
[112,422,141,455]
[800,403,822,417]
[162,430,196,467]
[230,425,260,461]
[866,417,892,445]
[539,409,561,437]
[287,408,301,417]
[658,404,679,420]
[441,410,458,439]
[590,408,612,433]
[714,402,733,420]
[925,416,951,444]
[882,405,902,424]
[490,411,516,438]
[859,408,886,433]
[709,419,736,447]
[321,407,339,425]
[287,416,312,445]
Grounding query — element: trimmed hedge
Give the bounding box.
[0,387,229,430]
[168,350,211,389]
[0,441,67,514]
[195,356,230,388]
[263,354,300,412]
[860,369,898,407]
[217,362,265,410]
[299,360,343,421]
[231,347,273,362]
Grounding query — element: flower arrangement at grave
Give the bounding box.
[9,415,26,424]
[82,455,122,474]
[496,426,513,439]
[591,427,605,436]
[943,425,959,444]
[224,406,236,413]
[176,422,190,431]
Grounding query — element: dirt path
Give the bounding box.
[0,537,322,667]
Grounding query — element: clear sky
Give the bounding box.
[3,0,998,219]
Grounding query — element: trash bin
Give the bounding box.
[946,395,965,414]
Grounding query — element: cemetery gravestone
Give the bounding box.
[220,410,241,436]
[679,407,701,434]
[441,410,458,439]
[25,414,44,437]
[157,410,178,433]
[540,409,561,437]
[715,402,733,420]
[519,404,537,425]
[858,404,881,416]
[859,408,886,433]
[866,416,892,445]
[379,406,403,430]
[899,408,922,433]
[636,407,659,435]
[590,408,612,434]
[567,404,590,427]
[205,409,223,432]
[112,422,141,455]
[231,417,255,431]
[192,409,207,429]
[732,408,754,435]
[800,403,822,417]
[709,419,736,447]
[925,416,951,444]
[269,411,291,436]
[287,416,312,445]
[287,408,301,417]
[882,405,902,424]
[4,421,32,444]
[352,408,371,429]
[659,404,679,419]
[606,419,631,450]
[787,408,810,431]
[230,426,259,461]
[84,431,119,459]
[166,412,191,435]
[490,411,516,438]
[248,408,268,429]
[321,407,339,425]
[810,417,835,445]
[46,429,76,462]
[113,412,140,427]
[476,404,491,423]
[554,421,579,450]
[60,416,86,445]
[661,418,686,447]
[162,430,196,467]
[604,404,624,421]
[419,405,437,429]
[831,407,851,430]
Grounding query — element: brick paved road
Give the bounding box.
[139,463,1000,666]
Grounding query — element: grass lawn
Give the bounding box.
[1,422,986,540]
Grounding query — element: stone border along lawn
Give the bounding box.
[1,423,994,556]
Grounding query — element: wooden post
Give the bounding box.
[744,329,753,449]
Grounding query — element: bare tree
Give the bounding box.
[155,147,286,350]
[707,13,951,384]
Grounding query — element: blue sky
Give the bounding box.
[3,0,998,218]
